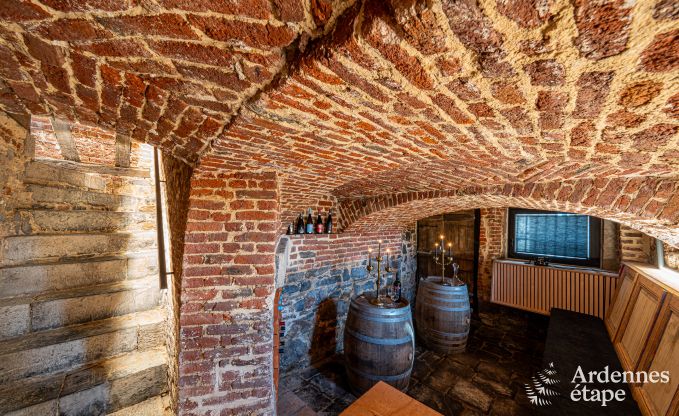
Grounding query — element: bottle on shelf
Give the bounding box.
[315,211,324,234]
[392,271,401,302]
[296,212,305,234]
[286,223,293,235]
[305,208,314,234]
[325,209,333,234]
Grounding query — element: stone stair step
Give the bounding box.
[0,278,162,338]
[27,183,155,212]
[27,159,151,180]
[1,232,157,266]
[25,160,154,198]
[21,209,156,234]
[107,394,170,416]
[0,348,168,414]
[0,252,158,299]
[0,309,166,384]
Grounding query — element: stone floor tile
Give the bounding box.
[491,397,534,416]
[476,360,512,383]
[293,384,334,412]
[471,373,514,397]
[449,379,493,413]
[277,389,307,416]
[407,381,463,415]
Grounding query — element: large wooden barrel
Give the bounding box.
[415,276,471,354]
[343,295,415,396]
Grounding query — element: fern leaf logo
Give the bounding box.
[525,362,560,406]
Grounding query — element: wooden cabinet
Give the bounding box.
[599,262,679,416]
[634,294,679,416]
[605,266,638,339]
[614,275,667,372]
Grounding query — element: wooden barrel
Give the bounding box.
[415,276,471,354]
[343,295,415,396]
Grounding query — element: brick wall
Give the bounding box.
[0,113,29,241]
[161,153,193,414]
[178,161,279,415]
[277,228,417,372]
[478,208,506,301]
[341,178,679,248]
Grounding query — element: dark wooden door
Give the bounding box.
[417,211,476,284]
[417,210,475,283]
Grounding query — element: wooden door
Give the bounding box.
[417,211,475,283]
[634,293,679,416]
[605,266,637,339]
[614,276,667,372]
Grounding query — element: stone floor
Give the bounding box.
[277,303,549,415]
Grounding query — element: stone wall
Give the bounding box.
[664,243,679,272]
[478,208,506,301]
[0,117,170,414]
[620,225,655,264]
[178,161,279,415]
[277,228,417,373]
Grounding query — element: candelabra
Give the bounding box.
[432,234,455,285]
[366,241,392,306]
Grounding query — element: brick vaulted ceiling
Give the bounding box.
[1,0,678,205]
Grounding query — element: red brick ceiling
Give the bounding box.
[1,0,677,201]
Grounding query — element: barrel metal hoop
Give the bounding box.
[422,291,467,299]
[426,328,470,338]
[348,313,410,323]
[346,366,411,382]
[425,305,470,312]
[346,328,412,346]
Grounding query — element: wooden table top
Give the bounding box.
[339,381,442,416]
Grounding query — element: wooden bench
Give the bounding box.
[538,263,679,416]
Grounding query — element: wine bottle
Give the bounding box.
[325,209,333,234]
[305,208,314,234]
[296,212,305,234]
[392,271,401,302]
[315,212,324,234]
[286,223,293,235]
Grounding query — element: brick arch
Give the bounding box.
[338,178,679,247]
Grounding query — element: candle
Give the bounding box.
[378,240,382,258]
[448,242,452,257]
[368,248,372,265]
[386,249,390,268]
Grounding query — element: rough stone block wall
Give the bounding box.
[478,208,506,300]
[664,242,679,272]
[277,228,416,373]
[0,116,170,414]
[620,225,654,264]
[179,161,279,415]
